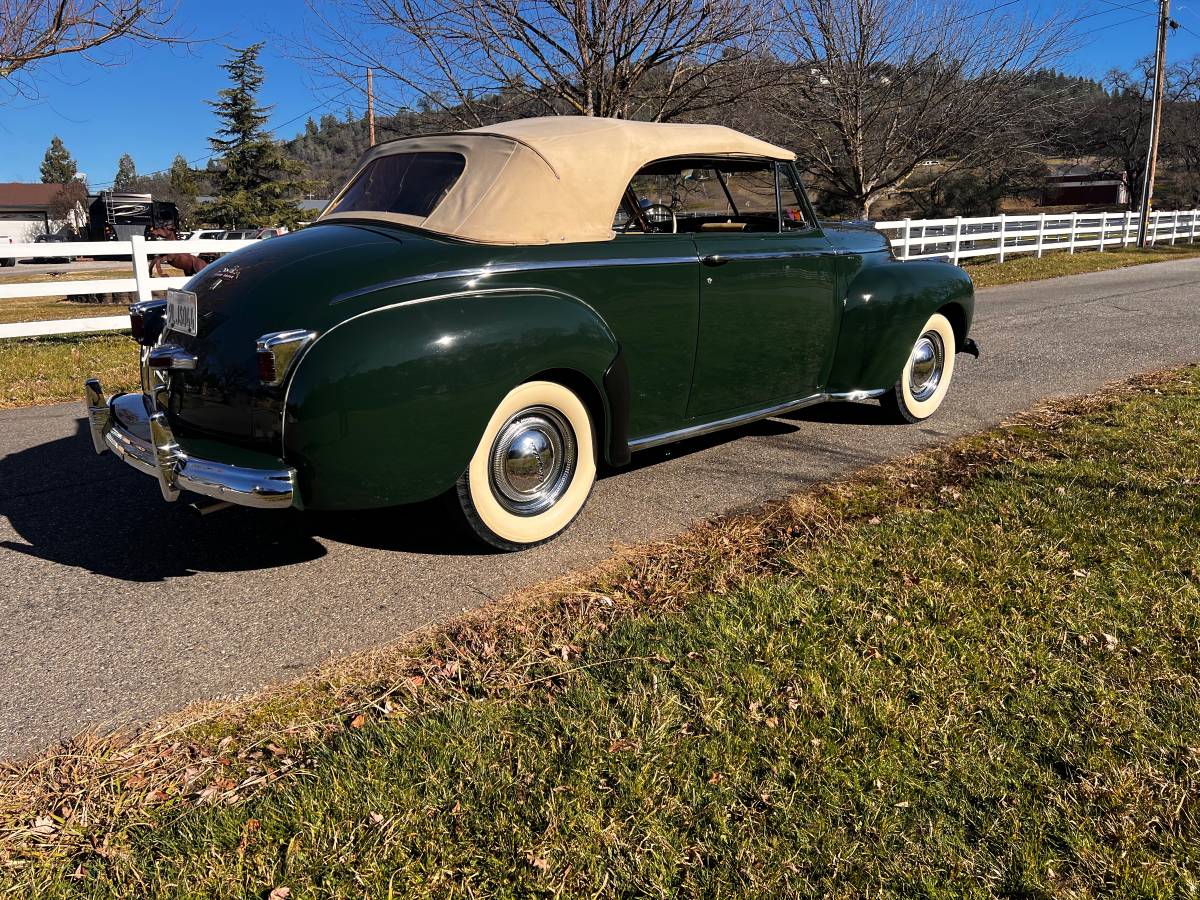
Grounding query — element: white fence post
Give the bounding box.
[1149,210,1158,247]
[130,235,153,304]
[901,218,911,260]
[1124,210,1133,248]
[951,216,962,265]
[997,213,1006,263]
[1171,210,1179,245]
[1098,213,1106,253]
[1191,209,1198,244]
[1036,212,1047,258]
[1067,212,1078,254]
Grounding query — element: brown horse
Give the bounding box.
[146,225,208,277]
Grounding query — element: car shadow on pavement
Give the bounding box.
[0,419,476,583]
[784,399,893,425]
[610,417,801,476]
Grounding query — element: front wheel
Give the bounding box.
[453,380,597,551]
[881,312,957,423]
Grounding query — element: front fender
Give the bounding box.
[284,289,618,510]
[827,258,974,394]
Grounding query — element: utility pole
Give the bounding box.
[1138,0,1174,248]
[367,67,376,147]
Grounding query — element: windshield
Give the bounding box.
[330,152,466,218]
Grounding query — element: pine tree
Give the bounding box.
[168,154,198,198]
[40,136,78,184]
[196,43,307,228]
[114,153,137,191]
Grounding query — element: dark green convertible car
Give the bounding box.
[85,117,976,550]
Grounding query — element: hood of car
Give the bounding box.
[819,220,892,256]
[161,222,473,450]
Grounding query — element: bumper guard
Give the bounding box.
[84,378,296,509]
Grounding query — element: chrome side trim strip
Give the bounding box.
[330,255,700,305]
[696,249,837,262]
[330,245,847,306]
[829,388,887,400]
[629,393,829,451]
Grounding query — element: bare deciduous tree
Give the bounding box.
[1,0,181,95]
[1081,58,1200,211]
[771,0,1070,218]
[298,0,774,126]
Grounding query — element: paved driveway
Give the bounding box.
[1,260,1197,758]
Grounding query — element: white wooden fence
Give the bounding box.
[875,208,1200,264]
[0,235,255,340]
[2,211,1198,339]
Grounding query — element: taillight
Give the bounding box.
[130,307,146,342]
[129,300,166,346]
[256,348,277,383]
[255,330,316,387]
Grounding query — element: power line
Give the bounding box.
[89,83,360,190]
[1078,11,1155,36]
[1072,0,1160,25]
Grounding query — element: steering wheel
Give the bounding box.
[623,203,677,234]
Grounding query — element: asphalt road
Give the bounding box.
[2,260,1198,758]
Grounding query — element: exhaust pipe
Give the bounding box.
[189,499,234,516]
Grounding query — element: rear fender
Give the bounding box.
[284,288,619,510]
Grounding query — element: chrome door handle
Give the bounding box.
[701,254,728,266]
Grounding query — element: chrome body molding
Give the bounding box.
[627,387,888,451]
[326,247,848,307]
[84,379,296,509]
[629,392,829,451]
[828,388,888,401]
[330,255,700,305]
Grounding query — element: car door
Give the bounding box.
[685,162,840,419]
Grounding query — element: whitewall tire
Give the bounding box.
[882,312,957,423]
[454,380,597,550]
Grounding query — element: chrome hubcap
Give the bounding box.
[489,406,576,516]
[908,331,945,402]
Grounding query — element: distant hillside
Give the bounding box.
[282,108,447,197]
[280,69,1110,198]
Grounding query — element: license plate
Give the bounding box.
[166,289,198,337]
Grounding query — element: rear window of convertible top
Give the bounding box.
[329,152,466,218]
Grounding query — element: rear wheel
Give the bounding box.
[881,312,957,423]
[453,380,597,551]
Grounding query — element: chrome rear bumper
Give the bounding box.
[84,379,296,509]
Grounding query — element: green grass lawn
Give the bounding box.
[4,368,1197,897]
[0,334,137,409]
[966,243,1200,287]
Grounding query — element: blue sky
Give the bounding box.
[2,0,1199,185]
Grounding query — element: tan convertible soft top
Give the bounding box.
[319,116,795,245]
